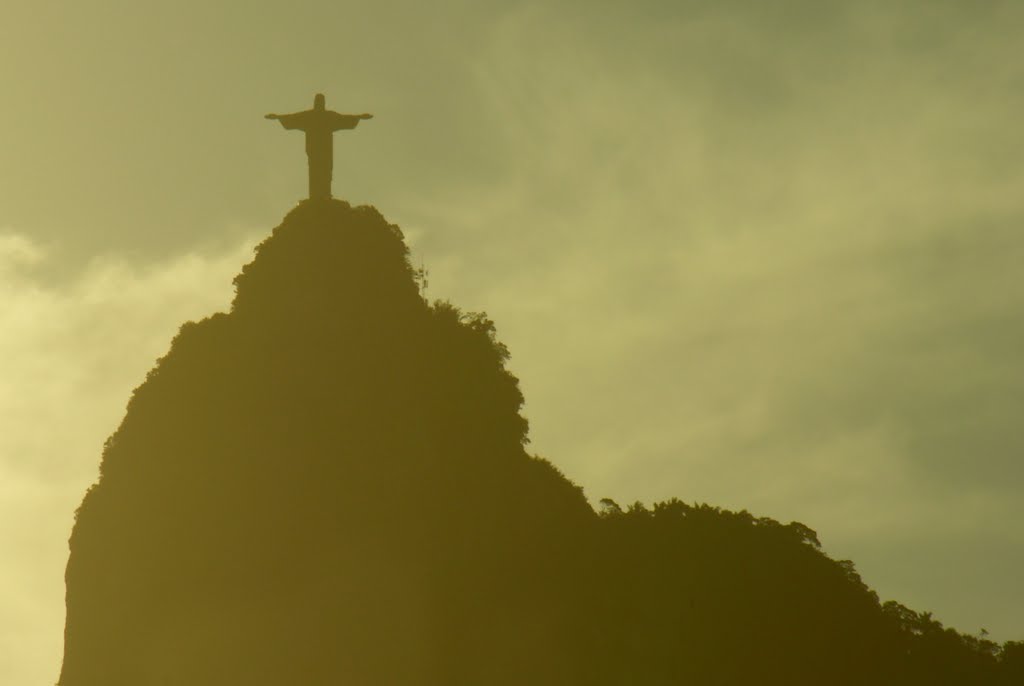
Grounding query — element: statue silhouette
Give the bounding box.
[266,93,372,200]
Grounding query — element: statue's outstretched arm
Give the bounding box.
[265,114,280,120]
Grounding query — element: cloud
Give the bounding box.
[401,3,1024,639]
[5,5,1024,682]
[0,232,255,686]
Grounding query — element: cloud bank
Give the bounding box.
[0,233,254,686]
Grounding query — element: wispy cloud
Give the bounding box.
[404,3,1024,639]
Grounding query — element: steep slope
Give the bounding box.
[60,199,1022,685]
[61,199,595,686]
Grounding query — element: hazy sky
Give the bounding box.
[3,1,1024,683]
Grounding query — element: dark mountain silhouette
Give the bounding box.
[60,199,1023,685]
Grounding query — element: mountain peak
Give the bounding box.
[230,199,421,320]
[59,201,1023,686]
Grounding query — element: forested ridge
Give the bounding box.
[59,199,1023,685]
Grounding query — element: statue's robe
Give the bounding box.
[275,109,363,200]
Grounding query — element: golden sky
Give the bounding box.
[3,2,1024,683]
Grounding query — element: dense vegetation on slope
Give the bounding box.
[60,200,1023,685]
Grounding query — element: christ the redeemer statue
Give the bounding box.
[266,93,372,200]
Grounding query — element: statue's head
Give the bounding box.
[314,93,326,111]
